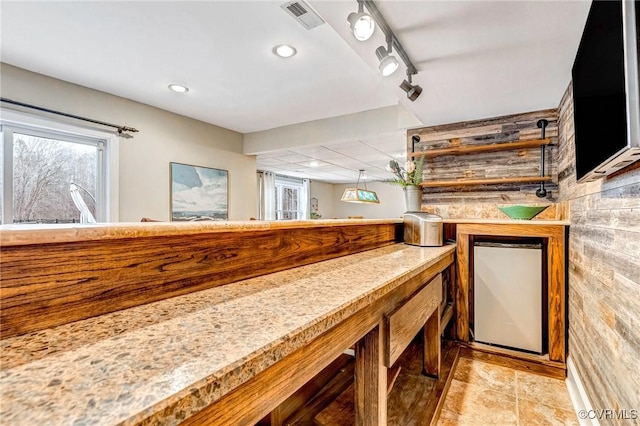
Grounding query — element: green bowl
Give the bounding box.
[498,205,550,220]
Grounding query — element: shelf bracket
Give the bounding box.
[411,135,420,160]
[536,119,549,198]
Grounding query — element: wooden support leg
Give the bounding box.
[423,306,441,378]
[355,325,387,426]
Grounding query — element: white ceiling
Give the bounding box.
[0,1,591,184]
[257,131,407,183]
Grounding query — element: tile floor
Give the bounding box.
[437,357,579,426]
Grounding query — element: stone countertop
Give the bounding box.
[442,218,570,225]
[0,219,402,246]
[0,243,454,426]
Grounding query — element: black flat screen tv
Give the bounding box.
[571,0,640,182]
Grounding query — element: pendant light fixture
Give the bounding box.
[347,0,375,41]
[341,170,380,203]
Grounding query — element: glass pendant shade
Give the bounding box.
[340,188,380,203]
[340,170,380,204]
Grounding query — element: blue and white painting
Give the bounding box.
[170,162,228,221]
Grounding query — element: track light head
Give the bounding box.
[400,79,422,101]
[375,46,399,76]
[347,2,375,41]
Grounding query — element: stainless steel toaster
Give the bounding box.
[403,212,443,247]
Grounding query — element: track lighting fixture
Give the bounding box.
[347,1,421,94]
[399,73,422,101]
[376,44,399,77]
[347,0,375,41]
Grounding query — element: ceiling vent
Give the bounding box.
[280,1,325,30]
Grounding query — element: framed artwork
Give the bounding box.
[170,162,228,221]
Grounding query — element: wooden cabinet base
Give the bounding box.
[454,222,567,366]
[181,252,454,426]
[314,340,461,426]
[459,343,566,380]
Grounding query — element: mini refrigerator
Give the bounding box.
[473,241,543,353]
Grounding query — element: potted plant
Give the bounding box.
[383,157,424,212]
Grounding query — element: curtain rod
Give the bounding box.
[0,97,139,137]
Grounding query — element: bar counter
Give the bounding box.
[0,219,402,246]
[0,242,455,425]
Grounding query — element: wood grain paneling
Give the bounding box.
[407,109,559,206]
[420,176,552,188]
[0,223,401,338]
[276,355,355,426]
[314,340,461,426]
[385,274,442,367]
[558,82,640,416]
[423,306,441,378]
[459,345,566,380]
[455,233,470,342]
[355,325,387,426]
[414,138,551,158]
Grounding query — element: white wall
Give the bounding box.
[0,64,257,222]
[309,181,335,219]
[332,182,405,219]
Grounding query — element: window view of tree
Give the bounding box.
[10,133,98,224]
[275,183,301,220]
[280,186,299,220]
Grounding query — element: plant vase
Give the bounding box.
[404,185,422,212]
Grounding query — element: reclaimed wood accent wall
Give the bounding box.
[558,83,640,413]
[0,222,402,339]
[407,109,559,206]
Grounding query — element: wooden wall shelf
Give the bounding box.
[412,138,551,158]
[420,176,553,188]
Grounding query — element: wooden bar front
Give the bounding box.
[0,220,401,338]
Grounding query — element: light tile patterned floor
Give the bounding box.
[437,357,579,426]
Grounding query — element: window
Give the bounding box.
[274,175,309,220]
[1,124,107,224]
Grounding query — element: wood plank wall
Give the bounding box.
[407,109,559,212]
[0,223,402,339]
[557,83,640,417]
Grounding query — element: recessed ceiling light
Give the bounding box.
[309,160,320,167]
[168,84,189,93]
[273,44,297,58]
